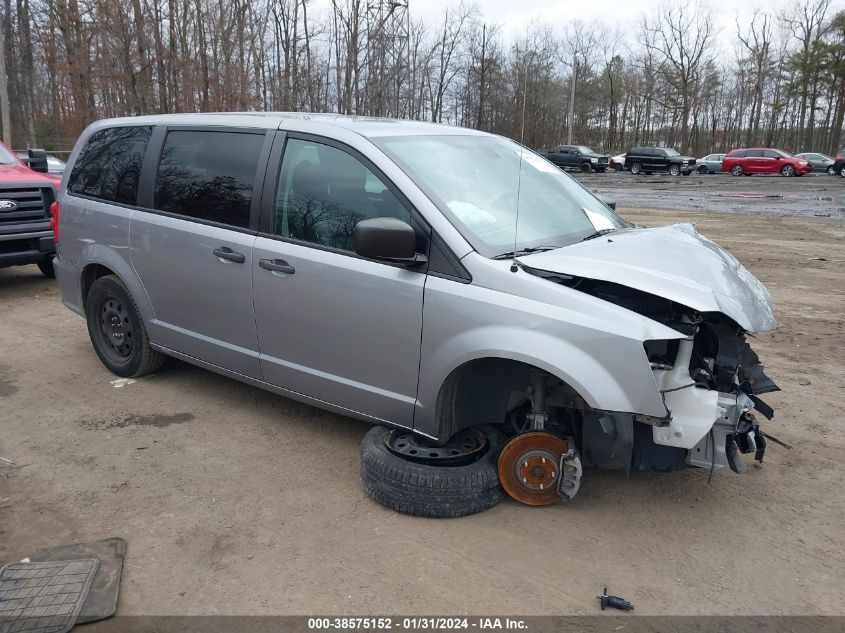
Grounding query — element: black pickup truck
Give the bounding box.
[623,147,696,176]
[539,145,609,173]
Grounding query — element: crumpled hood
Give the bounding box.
[520,223,776,332]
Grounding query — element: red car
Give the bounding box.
[0,141,61,276]
[721,148,812,177]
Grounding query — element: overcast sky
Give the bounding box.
[313,0,845,53]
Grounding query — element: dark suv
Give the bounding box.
[624,147,696,176]
[539,145,609,172]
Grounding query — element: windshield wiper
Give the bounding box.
[493,245,560,260]
[578,228,617,242]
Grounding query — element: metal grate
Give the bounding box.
[0,187,48,224]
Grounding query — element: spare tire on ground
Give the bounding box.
[360,425,506,518]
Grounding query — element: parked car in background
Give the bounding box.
[609,153,626,171]
[538,145,609,172]
[795,152,835,174]
[15,150,67,176]
[722,148,811,177]
[53,113,779,517]
[696,153,725,174]
[831,153,845,177]
[0,142,60,277]
[623,147,696,175]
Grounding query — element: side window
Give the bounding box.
[153,130,264,228]
[67,126,151,205]
[273,138,411,251]
[763,150,780,159]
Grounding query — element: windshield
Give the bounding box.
[663,148,680,156]
[373,134,629,258]
[0,145,17,165]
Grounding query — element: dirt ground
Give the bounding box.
[1,205,844,616]
[577,170,845,218]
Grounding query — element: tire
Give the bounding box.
[697,165,708,174]
[730,165,744,177]
[840,166,845,178]
[37,257,55,278]
[360,425,506,518]
[827,166,835,175]
[580,162,592,173]
[781,164,795,177]
[630,162,642,175]
[614,163,623,171]
[85,274,165,378]
[668,164,681,176]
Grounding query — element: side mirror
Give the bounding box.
[26,149,49,173]
[353,217,426,265]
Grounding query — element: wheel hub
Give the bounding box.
[98,296,133,358]
[498,432,570,506]
[385,427,487,466]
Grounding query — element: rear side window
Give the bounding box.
[67,126,151,205]
[730,150,747,158]
[153,130,264,229]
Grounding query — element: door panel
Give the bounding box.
[129,127,268,378]
[131,213,260,376]
[253,238,424,424]
[252,135,426,426]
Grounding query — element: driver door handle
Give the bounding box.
[259,258,295,274]
[213,246,246,264]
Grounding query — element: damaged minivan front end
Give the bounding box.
[520,222,780,477]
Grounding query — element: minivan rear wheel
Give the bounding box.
[85,274,165,377]
[360,425,506,518]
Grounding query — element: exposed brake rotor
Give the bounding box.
[497,432,577,506]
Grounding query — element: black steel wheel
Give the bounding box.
[697,165,708,174]
[85,274,165,377]
[360,425,506,518]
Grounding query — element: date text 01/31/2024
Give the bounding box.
[307,617,529,630]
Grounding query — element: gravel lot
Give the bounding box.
[577,170,845,218]
[1,202,844,616]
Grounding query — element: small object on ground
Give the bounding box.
[760,431,794,450]
[598,586,634,611]
[30,537,126,624]
[109,378,136,388]
[0,457,14,465]
[0,558,99,633]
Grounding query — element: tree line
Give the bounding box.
[1,0,843,156]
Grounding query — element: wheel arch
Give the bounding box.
[78,245,156,327]
[415,329,667,441]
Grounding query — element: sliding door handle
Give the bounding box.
[213,247,246,263]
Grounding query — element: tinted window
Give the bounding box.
[154,130,264,228]
[747,150,765,158]
[273,138,410,251]
[68,126,151,204]
[763,150,781,158]
[730,150,747,158]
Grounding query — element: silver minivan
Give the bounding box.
[53,113,779,517]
